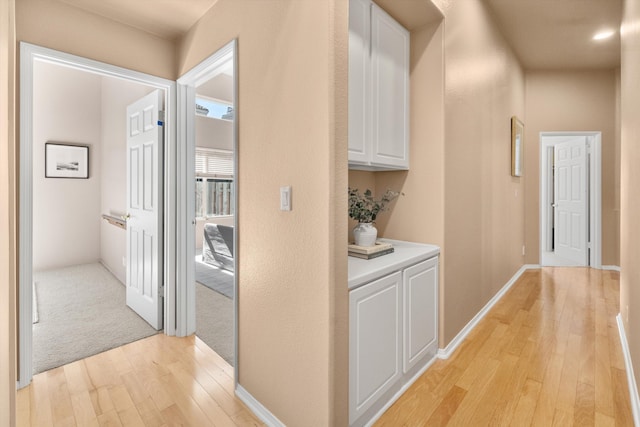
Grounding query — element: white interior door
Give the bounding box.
[126,89,164,330]
[554,136,588,266]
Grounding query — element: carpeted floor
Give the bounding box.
[32,263,158,374]
[196,282,234,366]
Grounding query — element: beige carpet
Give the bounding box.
[196,281,234,366]
[32,263,158,374]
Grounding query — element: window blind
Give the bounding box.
[195,147,234,179]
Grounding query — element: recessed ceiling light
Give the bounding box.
[593,30,616,41]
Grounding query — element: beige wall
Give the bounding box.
[439,0,525,345]
[16,0,176,80]
[32,62,102,271]
[620,0,640,392]
[178,0,349,425]
[0,0,16,424]
[524,70,619,266]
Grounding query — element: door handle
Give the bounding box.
[121,213,131,221]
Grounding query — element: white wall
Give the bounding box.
[33,61,102,271]
[100,78,154,283]
[33,61,155,278]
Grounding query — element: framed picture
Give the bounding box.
[45,143,89,179]
[511,116,524,177]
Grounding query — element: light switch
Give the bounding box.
[280,186,292,211]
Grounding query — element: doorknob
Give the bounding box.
[121,213,131,221]
[551,204,557,208]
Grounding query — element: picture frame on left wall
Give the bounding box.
[45,142,89,179]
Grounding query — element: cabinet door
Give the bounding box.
[348,0,371,165]
[403,257,438,373]
[349,271,402,424]
[370,3,409,169]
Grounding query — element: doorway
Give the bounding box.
[18,43,178,387]
[539,132,602,267]
[176,40,238,373]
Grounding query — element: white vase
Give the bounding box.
[353,222,377,247]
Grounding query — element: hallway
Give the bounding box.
[376,268,633,426]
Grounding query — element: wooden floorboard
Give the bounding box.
[16,335,264,427]
[17,267,635,426]
[375,267,635,426]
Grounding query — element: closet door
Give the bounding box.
[348,0,371,166]
[370,3,409,169]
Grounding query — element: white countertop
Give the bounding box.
[348,239,440,290]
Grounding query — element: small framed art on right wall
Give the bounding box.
[511,116,524,177]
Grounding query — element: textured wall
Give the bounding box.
[620,0,640,392]
[0,0,16,424]
[439,0,526,345]
[179,0,349,425]
[15,0,176,80]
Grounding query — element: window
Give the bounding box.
[196,96,234,121]
[195,148,234,218]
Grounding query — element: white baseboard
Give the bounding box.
[437,264,540,359]
[616,314,640,426]
[602,265,621,272]
[236,384,285,427]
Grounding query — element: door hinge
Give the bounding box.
[158,110,165,126]
[158,285,165,295]
[587,241,592,249]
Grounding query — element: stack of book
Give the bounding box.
[348,241,394,260]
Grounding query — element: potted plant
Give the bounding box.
[348,188,402,246]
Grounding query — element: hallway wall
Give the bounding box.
[620,0,640,396]
[524,70,619,266]
[178,1,350,425]
[0,0,16,424]
[438,0,526,346]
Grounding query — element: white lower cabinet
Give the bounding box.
[349,271,402,425]
[349,255,438,426]
[403,257,438,373]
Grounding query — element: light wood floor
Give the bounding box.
[16,334,264,426]
[376,267,634,426]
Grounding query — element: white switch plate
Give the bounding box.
[280,186,292,211]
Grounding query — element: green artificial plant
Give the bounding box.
[348,188,402,223]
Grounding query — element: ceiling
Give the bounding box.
[484,0,622,69]
[57,0,622,70]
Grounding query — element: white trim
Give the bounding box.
[602,265,621,272]
[437,264,540,359]
[236,385,285,427]
[176,40,238,384]
[539,132,602,268]
[616,314,640,426]
[18,42,177,388]
[363,355,438,427]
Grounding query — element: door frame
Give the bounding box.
[539,131,602,268]
[175,39,238,383]
[18,43,177,388]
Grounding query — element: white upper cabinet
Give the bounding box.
[349,0,410,171]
